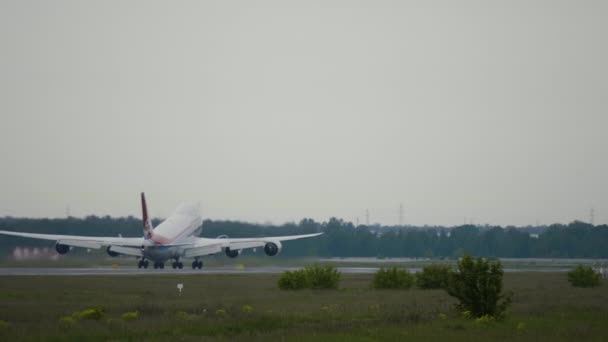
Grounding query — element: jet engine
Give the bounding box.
[55,243,70,255]
[106,246,119,257]
[225,247,239,258]
[264,241,282,256]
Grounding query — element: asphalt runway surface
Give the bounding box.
[0,266,571,276]
[0,266,378,276]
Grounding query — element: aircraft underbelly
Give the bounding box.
[143,246,181,261]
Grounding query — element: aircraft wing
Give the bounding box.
[0,230,144,249]
[183,233,322,258]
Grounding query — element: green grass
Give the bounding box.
[0,272,606,341]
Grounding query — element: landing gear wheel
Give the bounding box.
[178,262,183,269]
[137,260,143,269]
[172,262,177,269]
[159,262,164,269]
[192,260,203,269]
[143,261,149,269]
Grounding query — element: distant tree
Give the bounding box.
[2,217,608,259]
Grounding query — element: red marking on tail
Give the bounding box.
[141,192,153,240]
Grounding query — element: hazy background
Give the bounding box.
[0,0,606,226]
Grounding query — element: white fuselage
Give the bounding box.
[142,203,202,262]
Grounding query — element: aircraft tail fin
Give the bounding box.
[141,192,154,240]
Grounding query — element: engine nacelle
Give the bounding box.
[225,247,239,258]
[106,246,119,257]
[264,241,282,256]
[55,243,70,255]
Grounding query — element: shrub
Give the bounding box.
[121,311,139,321]
[278,270,309,290]
[416,264,451,289]
[278,264,341,290]
[446,255,512,319]
[567,265,601,287]
[59,316,76,326]
[72,308,104,320]
[516,322,526,332]
[174,311,195,320]
[475,315,496,325]
[372,267,415,289]
[242,305,253,314]
[215,309,226,316]
[305,264,341,289]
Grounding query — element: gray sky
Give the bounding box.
[0,0,606,226]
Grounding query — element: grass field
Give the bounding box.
[0,272,607,341]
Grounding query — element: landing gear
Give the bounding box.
[172,261,183,269]
[153,262,165,269]
[138,259,149,269]
[192,260,203,269]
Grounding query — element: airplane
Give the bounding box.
[0,193,322,269]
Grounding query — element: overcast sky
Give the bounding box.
[0,0,606,226]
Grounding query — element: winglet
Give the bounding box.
[141,192,154,240]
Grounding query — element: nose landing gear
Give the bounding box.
[172,261,184,269]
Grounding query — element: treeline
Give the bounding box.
[0,216,607,258]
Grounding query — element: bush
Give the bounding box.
[446,255,512,319]
[72,308,104,320]
[416,265,451,289]
[174,311,196,320]
[372,267,415,289]
[278,270,309,290]
[278,264,341,290]
[59,316,76,326]
[306,264,341,289]
[121,311,139,321]
[567,265,601,287]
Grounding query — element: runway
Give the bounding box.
[0,266,571,276]
[0,266,380,276]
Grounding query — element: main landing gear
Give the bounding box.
[138,258,202,270]
[137,258,164,269]
[191,259,203,269]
